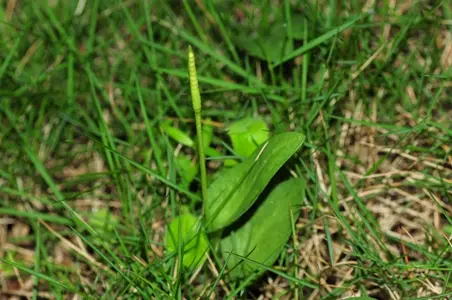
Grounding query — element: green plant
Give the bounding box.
[1,2,450,298]
[165,213,209,269]
[224,117,269,166]
[160,119,219,188]
[165,47,306,283]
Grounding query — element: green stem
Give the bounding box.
[188,46,208,207]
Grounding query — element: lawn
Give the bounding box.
[0,0,451,299]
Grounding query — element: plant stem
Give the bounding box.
[188,46,208,207]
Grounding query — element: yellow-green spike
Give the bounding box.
[188,46,208,205]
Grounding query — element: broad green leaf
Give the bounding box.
[227,117,269,158]
[221,178,305,279]
[205,131,305,232]
[176,155,198,185]
[160,121,194,147]
[165,213,209,269]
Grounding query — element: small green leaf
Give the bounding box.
[444,225,452,235]
[205,131,305,232]
[234,34,291,63]
[205,146,221,158]
[224,158,238,166]
[88,208,119,232]
[165,213,209,269]
[160,121,194,147]
[227,117,269,158]
[202,121,214,149]
[0,251,18,277]
[176,155,198,185]
[221,178,305,279]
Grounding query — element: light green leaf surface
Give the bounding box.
[227,117,269,158]
[202,121,214,149]
[160,121,194,147]
[205,131,305,232]
[176,155,198,185]
[205,146,222,158]
[0,251,19,278]
[165,213,208,268]
[221,178,305,279]
[444,225,452,235]
[88,208,119,232]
